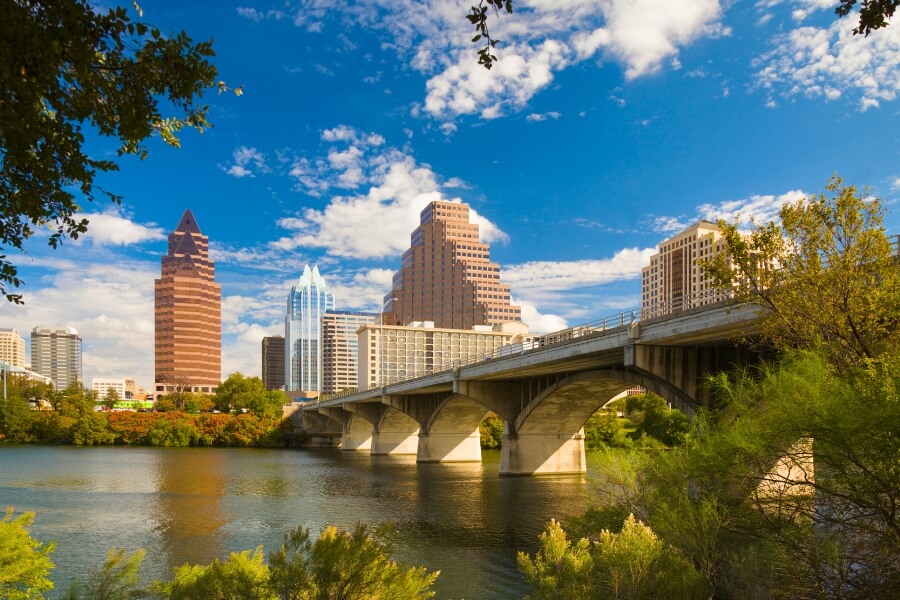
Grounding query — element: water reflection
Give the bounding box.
[150,448,227,571]
[0,446,593,599]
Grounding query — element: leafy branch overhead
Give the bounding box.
[0,0,238,303]
[467,0,513,70]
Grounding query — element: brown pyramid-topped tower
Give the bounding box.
[154,210,221,394]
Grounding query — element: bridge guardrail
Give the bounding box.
[319,292,731,404]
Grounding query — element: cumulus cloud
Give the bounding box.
[526,111,561,122]
[6,258,159,386]
[273,126,509,259]
[503,247,656,295]
[753,15,900,110]
[649,189,808,233]
[75,208,165,246]
[517,298,568,334]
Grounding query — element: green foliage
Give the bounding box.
[702,175,900,370]
[71,412,115,446]
[836,0,898,35]
[215,373,287,419]
[0,0,230,302]
[101,388,120,411]
[479,414,504,449]
[0,509,56,600]
[583,409,632,449]
[155,523,438,600]
[517,519,594,599]
[147,418,200,447]
[65,548,145,600]
[0,395,34,443]
[518,515,703,600]
[159,547,274,600]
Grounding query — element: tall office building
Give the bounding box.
[0,328,26,368]
[641,220,730,318]
[285,265,334,394]
[387,200,521,329]
[261,336,285,391]
[320,310,378,395]
[154,209,222,394]
[30,326,82,389]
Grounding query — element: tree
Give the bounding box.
[268,524,439,600]
[215,373,287,419]
[0,508,56,600]
[102,387,120,411]
[702,175,900,371]
[65,548,146,600]
[0,1,238,303]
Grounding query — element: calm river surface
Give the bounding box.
[0,446,597,599]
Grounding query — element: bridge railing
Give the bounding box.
[315,292,743,404]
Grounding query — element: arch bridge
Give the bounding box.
[297,301,761,475]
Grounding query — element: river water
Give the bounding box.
[0,446,596,599]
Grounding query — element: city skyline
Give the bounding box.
[2,1,898,388]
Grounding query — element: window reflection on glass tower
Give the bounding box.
[285,265,334,394]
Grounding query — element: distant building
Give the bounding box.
[387,200,521,329]
[357,320,534,389]
[31,326,82,390]
[261,336,285,391]
[285,265,334,395]
[92,377,126,400]
[641,221,731,319]
[154,209,222,394]
[2,365,52,386]
[320,310,379,395]
[0,328,26,368]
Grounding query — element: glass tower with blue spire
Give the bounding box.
[285,265,334,395]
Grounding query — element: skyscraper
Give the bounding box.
[0,328,26,368]
[154,209,221,394]
[387,200,521,329]
[320,310,378,395]
[261,336,285,391]
[285,265,334,394]
[30,326,82,389]
[641,220,730,318]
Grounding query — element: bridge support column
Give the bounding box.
[371,431,419,455]
[341,427,372,450]
[500,428,586,475]
[417,430,482,463]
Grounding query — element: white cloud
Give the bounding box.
[502,247,655,294]
[222,146,270,178]
[650,189,808,233]
[6,258,158,387]
[331,0,726,121]
[236,7,286,22]
[753,16,900,109]
[526,111,561,122]
[891,177,900,190]
[274,126,509,259]
[517,299,568,334]
[75,208,165,246]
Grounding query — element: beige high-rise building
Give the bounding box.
[641,220,730,318]
[358,320,534,389]
[320,311,378,395]
[154,210,221,394]
[0,328,26,368]
[387,200,520,329]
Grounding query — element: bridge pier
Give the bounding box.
[500,429,587,475]
[417,430,482,463]
[341,417,372,450]
[371,430,419,455]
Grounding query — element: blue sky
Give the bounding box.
[3,0,899,389]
